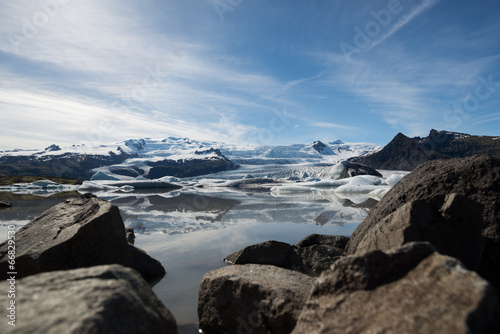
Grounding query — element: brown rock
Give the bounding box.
[345,156,500,294]
[0,265,178,333]
[354,194,485,270]
[0,194,165,282]
[292,242,500,334]
[198,264,314,334]
[0,194,132,279]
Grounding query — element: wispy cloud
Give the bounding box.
[369,0,441,50]
[309,121,358,131]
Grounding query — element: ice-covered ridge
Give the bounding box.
[0,137,380,166]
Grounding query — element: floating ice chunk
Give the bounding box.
[78,181,119,191]
[90,171,121,181]
[271,185,315,194]
[350,175,383,185]
[158,176,181,183]
[319,162,345,179]
[384,174,404,187]
[368,187,390,198]
[32,180,63,188]
[335,184,389,194]
[119,185,135,192]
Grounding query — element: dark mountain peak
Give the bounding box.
[44,144,61,152]
[312,141,334,155]
[351,130,500,171]
[195,147,224,157]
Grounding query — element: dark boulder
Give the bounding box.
[0,201,12,209]
[295,234,349,275]
[0,265,178,333]
[345,156,500,296]
[224,240,302,271]
[198,264,314,334]
[126,226,136,245]
[353,194,485,271]
[293,242,500,334]
[296,234,349,249]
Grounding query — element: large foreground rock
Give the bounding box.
[345,156,500,293]
[293,242,500,334]
[0,265,178,333]
[0,194,165,281]
[354,194,485,270]
[198,264,314,334]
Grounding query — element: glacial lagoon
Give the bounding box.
[0,164,406,328]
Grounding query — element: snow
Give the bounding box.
[384,174,405,187]
[319,162,346,179]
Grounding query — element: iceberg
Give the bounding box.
[90,171,121,181]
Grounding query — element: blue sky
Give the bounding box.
[1,0,499,149]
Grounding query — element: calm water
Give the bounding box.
[0,187,375,328]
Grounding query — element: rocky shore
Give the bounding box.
[199,155,500,333]
[1,155,499,333]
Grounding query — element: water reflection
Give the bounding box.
[0,187,377,328]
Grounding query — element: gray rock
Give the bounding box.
[224,240,303,271]
[292,242,500,334]
[296,234,349,249]
[295,234,348,275]
[129,244,166,281]
[295,244,342,275]
[126,226,136,245]
[0,201,12,209]
[345,156,500,296]
[0,265,178,333]
[0,194,132,280]
[354,194,485,270]
[0,194,165,282]
[198,264,314,334]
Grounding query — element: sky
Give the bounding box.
[0,0,499,150]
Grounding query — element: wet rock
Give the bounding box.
[345,155,500,296]
[0,265,178,333]
[293,242,500,334]
[198,264,314,334]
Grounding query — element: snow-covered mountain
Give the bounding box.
[0,137,380,179]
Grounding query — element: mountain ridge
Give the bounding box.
[0,137,380,179]
[351,129,500,170]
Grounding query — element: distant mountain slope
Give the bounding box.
[351,130,500,170]
[0,137,380,179]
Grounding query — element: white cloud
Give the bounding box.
[309,121,358,131]
[369,0,441,50]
